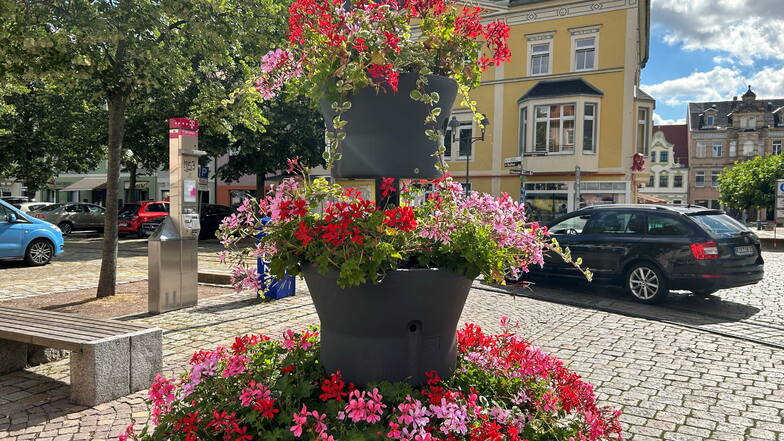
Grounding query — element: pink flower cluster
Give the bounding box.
[291,405,335,441]
[338,388,387,423]
[255,49,303,99]
[148,374,176,424]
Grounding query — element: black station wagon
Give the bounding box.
[532,204,764,303]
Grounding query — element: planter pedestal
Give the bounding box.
[303,265,472,386]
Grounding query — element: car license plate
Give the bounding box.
[735,245,755,256]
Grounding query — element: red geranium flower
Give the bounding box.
[383,206,417,232]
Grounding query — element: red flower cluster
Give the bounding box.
[203,410,253,441]
[380,177,397,198]
[231,334,270,355]
[288,0,345,45]
[481,21,512,69]
[383,206,417,232]
[319,371,353,402]
[368,63,400,92]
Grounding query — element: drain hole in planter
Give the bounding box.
[408,321,421,334]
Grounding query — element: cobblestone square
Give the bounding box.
[0,236,783,440]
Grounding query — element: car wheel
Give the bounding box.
[693,289,719,297]
[25,239,54,266]
[625,262,669,303]
[58,222,73,235]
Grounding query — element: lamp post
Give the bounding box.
[449,114,489,195]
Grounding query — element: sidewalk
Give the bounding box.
[1,282,783,440]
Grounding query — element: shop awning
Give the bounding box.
[62,177,107,191]
[637,193,667,204]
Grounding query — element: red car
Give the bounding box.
[118,201,169,238]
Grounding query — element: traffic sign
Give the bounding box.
[504,156,522,167]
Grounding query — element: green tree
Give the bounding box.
[209,96,325,198]
[0,82,106,197]
[718,154,784,212]
[2,0,285,297]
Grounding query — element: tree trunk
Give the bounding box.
[255,170,265,199]
[96,92,126,298]
[127,164,137,203]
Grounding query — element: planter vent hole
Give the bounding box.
[408,321,421,334]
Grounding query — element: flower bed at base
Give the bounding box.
[121,320,622,441]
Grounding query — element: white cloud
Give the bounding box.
[653,113,686,126]
[652,0,784,64]
[642,65,784,107]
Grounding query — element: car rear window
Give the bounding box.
[38,204,64,212]
[119,204,140,215]
[689,213,747,237]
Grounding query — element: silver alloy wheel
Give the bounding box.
[628,266,659,300]
[59,222,72,234]
[29,241,52,265]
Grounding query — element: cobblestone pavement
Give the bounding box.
[0,234,228,301]
[1,280,784,441]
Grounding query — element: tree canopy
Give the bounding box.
[718,154,784,210]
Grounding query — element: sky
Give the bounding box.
[640,0,784,126]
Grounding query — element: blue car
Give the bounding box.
[0,199,64,266]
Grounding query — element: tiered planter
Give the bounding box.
[320,73,458,179]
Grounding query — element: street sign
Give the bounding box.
[776,179,784,220]
[504,156,522,167]
[509,169,533,176]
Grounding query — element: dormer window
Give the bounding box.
[741,116,756,129]
[706,115,715,127]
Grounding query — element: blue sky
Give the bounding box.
[640,0,784,125]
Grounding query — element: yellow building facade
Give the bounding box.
[444,0,653,222]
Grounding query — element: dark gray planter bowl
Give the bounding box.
[302,265,472,386]
[320,73,458,179]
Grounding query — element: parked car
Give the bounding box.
[32,203,106,235]
[141,204,237,240]
[0,199,64,266]
[118,201,169,238]
[0,197,29,208]
[522,204,764,303]
[18,202,55,213]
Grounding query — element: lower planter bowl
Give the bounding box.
[302,264,472,386]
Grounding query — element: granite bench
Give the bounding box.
[0,306,162,406]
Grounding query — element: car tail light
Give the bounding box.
[690,241,719,260]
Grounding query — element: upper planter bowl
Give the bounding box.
[320,73,458,179]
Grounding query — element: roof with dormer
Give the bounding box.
[688,98,784,130]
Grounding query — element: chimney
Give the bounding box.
[768,102,773,111]
[732,96,738,109]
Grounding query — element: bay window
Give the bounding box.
[534,104,575,153]
[637,108,649,154]
[583,103,596,153]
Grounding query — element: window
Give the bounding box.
[648,175,654,187]
[583,103,596,153]
[650,150,657,162]
[647,215,689,236]
[706,115,715,127]
[711,170,721,187]
[742,140,755,156]
[443,129,452,157]
[461,182,472,195]
[534,104,575,153]
[696,142,707,158]
[637,108,649,154]
[672,199,683,205]
[712,142,723,157]
[741,116,756,129]
[659,173,669,188]
[584,212,646,235]
[458,124,473,157]
[773,140,782,155]
[574,37,595,71]
[729,141,737,157]
[87,205,105,214]
[529,42,550,76]
[519,107,527,154]
[660,150,668,163]
[0,204,12,222]
[695,171,705,187]
[674,175,683,188]
[549,214,592,235]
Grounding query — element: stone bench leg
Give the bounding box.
[0,339,27,375]
[70,336,130,406]
[129,328,162,393]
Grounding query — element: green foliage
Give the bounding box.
[718,154,784,210]
[0,82,106,195]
